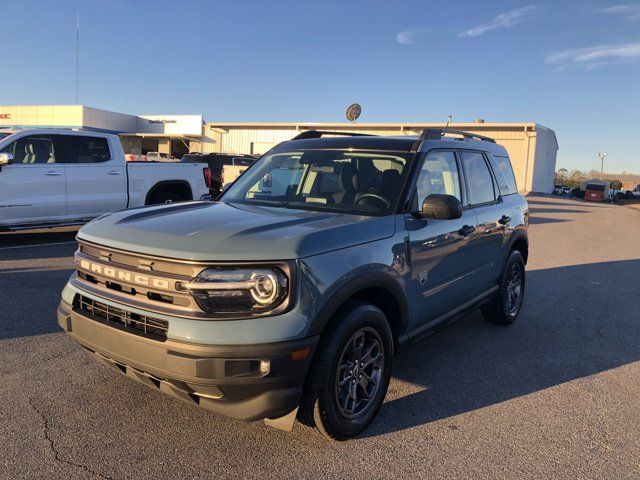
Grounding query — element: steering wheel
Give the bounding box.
[356,193,391,209]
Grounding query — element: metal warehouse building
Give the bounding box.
[0,105,558,193]
[204,122,559,194]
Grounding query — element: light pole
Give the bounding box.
[597,152,607,179]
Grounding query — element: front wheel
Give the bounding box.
[298,302,393,439]
[482,250,526,325]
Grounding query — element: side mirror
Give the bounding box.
[0,152,13,171]
[421,194,463,220]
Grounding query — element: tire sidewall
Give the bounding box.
[500,251,526,322]
[315,304,393,438]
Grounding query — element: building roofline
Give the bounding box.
[204,121,541,129]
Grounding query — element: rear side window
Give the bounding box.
[461,151,496,206]
[58,135,111,164]
[491,155,518,195]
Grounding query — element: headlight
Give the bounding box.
[178,267,289,314]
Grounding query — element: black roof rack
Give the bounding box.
[291,130,376,140]
[419,128,496,143]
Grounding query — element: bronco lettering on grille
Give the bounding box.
[79,259,171,290]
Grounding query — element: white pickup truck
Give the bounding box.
[0,129,211,231]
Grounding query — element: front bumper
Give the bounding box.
[58,300,317,422]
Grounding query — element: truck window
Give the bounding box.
[461,151,496,206]
[415,151,461,207]
[0,135,56,164]
[57,135,111,164]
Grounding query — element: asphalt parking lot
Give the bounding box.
[1,195,639,479]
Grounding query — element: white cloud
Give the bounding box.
[545,43,640,69]
[395,29,430,45]
[600,4,640,20]
[459,5,540,37]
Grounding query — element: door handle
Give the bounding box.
[44,171,63,176]
[498,215,511,225]
[458,225,476,236]
[108,170,123,175]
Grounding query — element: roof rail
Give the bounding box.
[291,130,376,140]
[419,128,496,143]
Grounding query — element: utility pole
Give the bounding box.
[597,152,607,179]
[75,12,80,104]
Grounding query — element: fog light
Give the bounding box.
[259,360,271,375]
[225,359,271,378]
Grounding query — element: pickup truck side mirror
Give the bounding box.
[0,152,13,171]
[420,194,463,220]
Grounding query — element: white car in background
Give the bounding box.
[146,151,178,162]
[0,129,211,231]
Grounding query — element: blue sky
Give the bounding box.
[2,0,639,173]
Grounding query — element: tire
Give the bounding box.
[298,302,393,440]
[148,191,183,205]
[482,250,526,325]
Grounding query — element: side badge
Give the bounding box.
[419,270,428,286]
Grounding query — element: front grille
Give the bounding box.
[74,294,169,342]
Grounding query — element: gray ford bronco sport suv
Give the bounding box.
[58,129,529,439]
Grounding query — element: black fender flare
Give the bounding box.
[502,228,529,273]
[307,271,409,341]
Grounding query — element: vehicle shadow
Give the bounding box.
[0,232,77,261]
[364,259,640,438]
[528,217,570,225]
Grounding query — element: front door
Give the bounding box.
[406,150,480,331]
[59,135,127,218]
[0,134,66,226]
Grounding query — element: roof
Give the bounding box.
[272,132,508,154]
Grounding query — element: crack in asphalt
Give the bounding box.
[28,397,114,480]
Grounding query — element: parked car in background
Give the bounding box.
[181,153,257,196]
[58,129,529,439]
[0,129,211,231]
[146,151,178,162]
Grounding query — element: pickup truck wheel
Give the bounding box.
[148,191,183,205]
[298,302,393,439]
[482,250,526,325]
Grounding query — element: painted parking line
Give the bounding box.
[0,241,77,251]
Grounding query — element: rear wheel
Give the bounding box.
[482,250,526,325]
[298,302,393,439]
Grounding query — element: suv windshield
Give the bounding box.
[222,149,412,215]
[0,132,11,141]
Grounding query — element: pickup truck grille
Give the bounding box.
[74,241,208,318]
[74,294,169,341]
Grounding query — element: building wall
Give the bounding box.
[203,123,559,193]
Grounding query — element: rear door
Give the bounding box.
[459,150,505,289]
[406,150,480,330]
[0,134,66,225]
[59,135,127,218]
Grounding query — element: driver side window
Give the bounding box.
[415,151,461,208]
[1,135,56,164]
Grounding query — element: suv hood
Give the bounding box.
[77,201,396,261]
